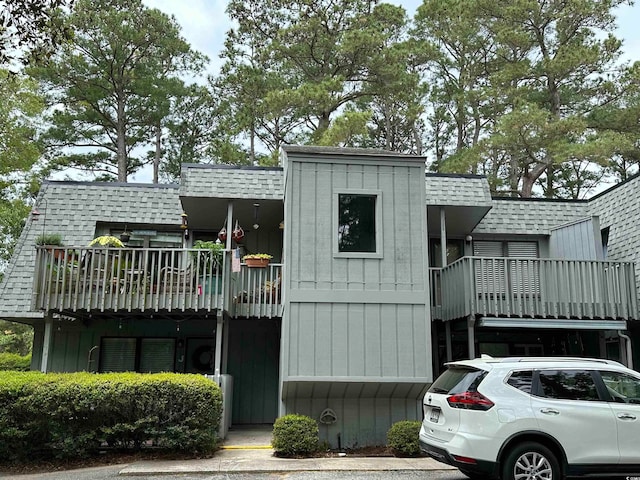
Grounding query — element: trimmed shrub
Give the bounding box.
[0,371,222,462]
[387,420,422,457]
[0,352,31,371]
[272,414,319,456]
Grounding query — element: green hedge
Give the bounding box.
[272,414,319,456]
[0,371,222,462]
[387,420,422,457]
[0,352,31,371]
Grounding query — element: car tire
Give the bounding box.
[502,441,560,480]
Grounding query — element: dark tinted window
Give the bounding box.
[429,367,487,394]
[507,370,533,393]
[538,370,600,401]
[338,194,376,253]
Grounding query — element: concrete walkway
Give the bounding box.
[119,426,456,476]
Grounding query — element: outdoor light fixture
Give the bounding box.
[253,203,260,230]
[181,212,189,239]
[31,198,47,238]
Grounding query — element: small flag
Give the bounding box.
[232,248,241,273]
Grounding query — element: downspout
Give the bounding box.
[618,331,633,369]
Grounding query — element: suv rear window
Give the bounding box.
[507,370,533,393]
[429,367,486,394]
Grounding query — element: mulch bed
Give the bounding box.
[1,446,425,475]
[0,450,216,476]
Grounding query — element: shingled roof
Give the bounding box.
[0,181,181,322]
[180,164,284,199]
[425,173,492,207]
[474,198,591,235]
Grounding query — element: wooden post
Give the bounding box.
[467,316,476,359]
[41,316,53,373]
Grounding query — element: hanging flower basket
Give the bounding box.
[243,254,272,268]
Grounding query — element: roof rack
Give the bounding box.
[498,357,623,366]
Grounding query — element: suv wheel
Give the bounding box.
[502,442,560,480]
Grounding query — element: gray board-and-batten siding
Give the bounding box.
[279,147,432,447]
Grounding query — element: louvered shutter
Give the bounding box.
[507,242,539,295]
[473,241,506,294]
[139,339,175,373]
[100,338,136,372]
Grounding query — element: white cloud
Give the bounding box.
[143,0,231,77]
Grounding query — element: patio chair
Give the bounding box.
[157,263,194,293]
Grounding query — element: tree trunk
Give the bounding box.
[116,98,127,182]
[153,122,161,184]
[249,118,255,165]
[521,162,548,197]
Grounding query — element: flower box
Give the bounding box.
[245,257,270,268]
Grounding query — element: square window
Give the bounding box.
[337,194,377,253]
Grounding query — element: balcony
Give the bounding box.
[32,247,283,318]
[432,257,638,322]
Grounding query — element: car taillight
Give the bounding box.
[447,391,494,410]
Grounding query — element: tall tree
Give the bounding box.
[416,0,632,197]
[0,71,43,181]
[588,62,640,182]
[479,0,629,197]
[33,0,205,182]
[219,0,413,158]
[0,71,43,274]
[414,0,498,169]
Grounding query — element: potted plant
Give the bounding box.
[88,235,125,248]
[242,253,273,268]
[191,240,225,294]
[36,233,66,260]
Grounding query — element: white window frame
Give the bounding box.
[333,189,383,259]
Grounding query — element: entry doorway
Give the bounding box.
[227,318,281,424]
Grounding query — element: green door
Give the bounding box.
[227,318,280,424]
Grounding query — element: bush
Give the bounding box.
[387,420,422,457]
[0,371,222,462]
[272,414,319,456]
[0,352,31,371]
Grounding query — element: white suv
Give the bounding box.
[419,356,640,480]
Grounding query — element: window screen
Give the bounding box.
[139,338,175,373]
[100,338,136,372]
[338,194,377,253]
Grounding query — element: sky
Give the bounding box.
[128,0,640,182]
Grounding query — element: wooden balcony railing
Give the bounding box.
[230,263,282,318]
[435,256,638,322]
[32,247,277,318]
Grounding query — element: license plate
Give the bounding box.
[429,407,440,423]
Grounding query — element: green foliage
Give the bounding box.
[88,235,124,248]
[191,240,224,271]
[0,321,33,356]
[0,352,31,371]
[218,0,415,160]
[0,0,74,68]
[32,0,206,182]
[35,233,63,246]
[0,198,31,278]
[386,420,421,457]
[0,371,222,462]
[414,0,631,197]
[271,414,319,457]
[0,71,44,177]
